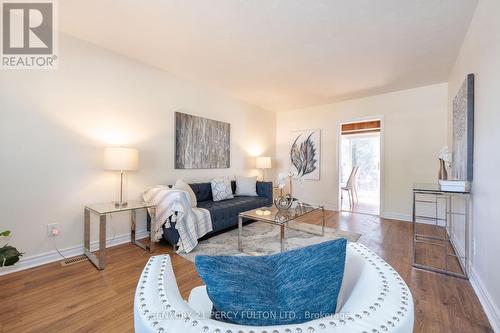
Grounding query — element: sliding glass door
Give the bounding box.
[340,132,380,215]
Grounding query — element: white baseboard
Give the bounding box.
[381,212,412,222]
[450,232,467,268]
[470,267,500,332]
[0,230,149,276]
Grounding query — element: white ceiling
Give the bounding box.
[59,0,478,111]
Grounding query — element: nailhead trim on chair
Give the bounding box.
[135,243,413,333]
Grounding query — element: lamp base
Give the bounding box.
[115,171,128,208]
[114,201,128,208]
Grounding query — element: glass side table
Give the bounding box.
[412,183,470,279]
[84,200,156,270]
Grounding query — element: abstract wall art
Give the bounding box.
[289,129,321,180]
[452,74,474,181]
[175,112,230,169]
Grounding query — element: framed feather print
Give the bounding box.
[289,129,321,180]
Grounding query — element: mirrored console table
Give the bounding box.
[412,183,470,279]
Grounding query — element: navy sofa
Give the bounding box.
[149,181,273,248]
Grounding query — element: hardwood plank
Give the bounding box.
[0,212,493,332]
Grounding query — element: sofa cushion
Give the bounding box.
[195,238,347,326]
[189,182,214,202]
[173,179,197,207]
[210,178,234,201]
[188,181,269,203]
[235,176,258,196]
[197,196,268,230]
[197,196,268,213]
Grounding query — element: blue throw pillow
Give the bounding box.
[195,238,347,326]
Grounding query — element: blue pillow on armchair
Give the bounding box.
[195,238,347,326]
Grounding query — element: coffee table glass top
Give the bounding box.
[239,202,322,224]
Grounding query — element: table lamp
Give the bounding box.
[104,147,139,207]
[256,156,272,181]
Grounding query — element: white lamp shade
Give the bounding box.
[256,156,272,169]
[104,147,139,171]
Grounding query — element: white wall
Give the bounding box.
[0,34,275,274]
[276,83,448,219]
[447,0,500,330]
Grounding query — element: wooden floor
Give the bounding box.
[0,211,493,333]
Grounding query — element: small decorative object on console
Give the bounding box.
[438,146,451,180]
[439,180,471,192]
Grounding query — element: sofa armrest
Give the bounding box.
[256,181,273,206]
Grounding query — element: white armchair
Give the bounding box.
[134,242,414,332]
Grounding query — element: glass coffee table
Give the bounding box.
[238,202,325,252]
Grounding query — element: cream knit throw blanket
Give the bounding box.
[143,186,212,253]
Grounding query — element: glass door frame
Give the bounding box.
[337,116,384,216]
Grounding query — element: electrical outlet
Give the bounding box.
[47,223,60,237]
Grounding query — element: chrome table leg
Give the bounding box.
[131,208,155,253]
[280,224,285,252]
[83,209,107,270]
[238,216,243,251]
[321,206,325,236]
[98,214,106,269]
